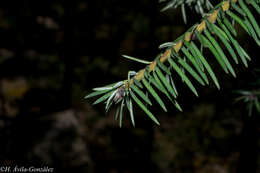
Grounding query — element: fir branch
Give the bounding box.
[86,0,260,127]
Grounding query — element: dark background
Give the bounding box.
[0,0,260,173]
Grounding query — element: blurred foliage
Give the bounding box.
[0,0,259,173]
[160,0,214,23]
[234,69,260,116]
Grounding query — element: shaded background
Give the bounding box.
[0,0,260,173]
